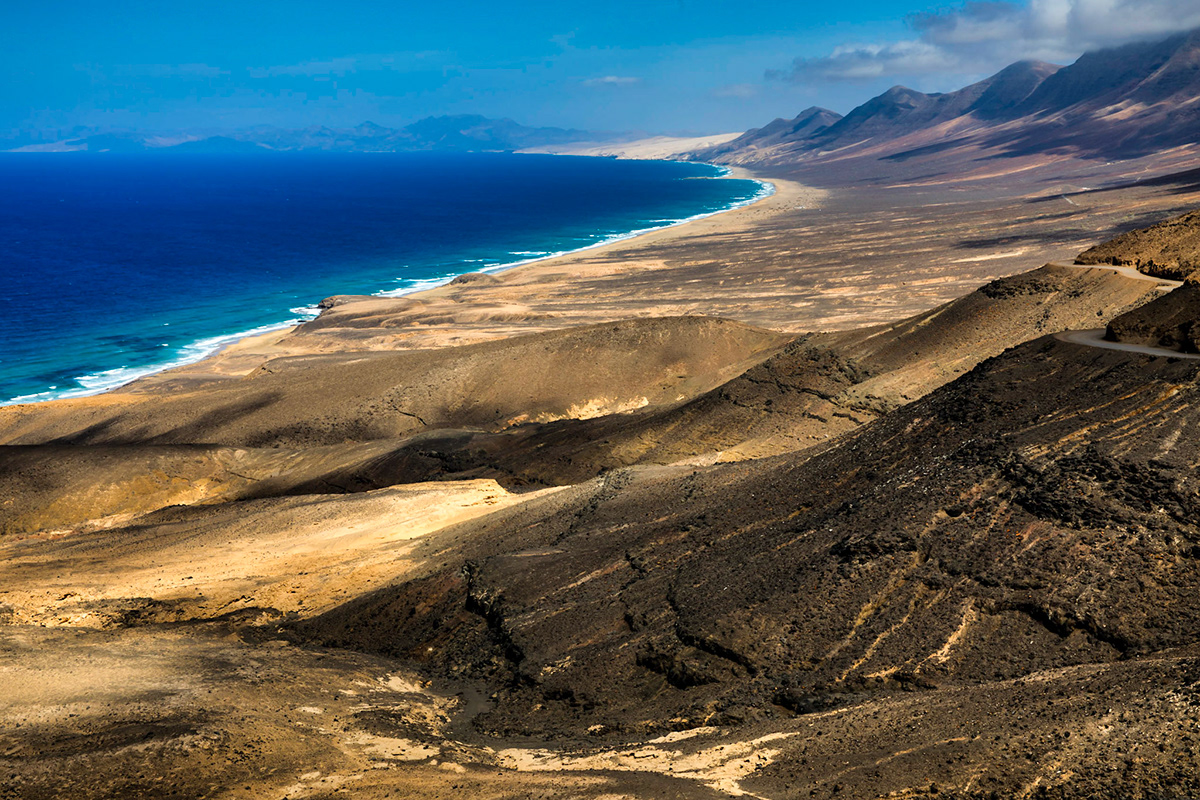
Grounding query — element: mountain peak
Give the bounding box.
[968,59,1063,118]
[794,106,839,120]
[695,106,842,157]
[351,121,389,135]
[880,85,926,102]
[1014,29,1199,115]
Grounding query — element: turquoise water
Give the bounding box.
[0,152,768,405]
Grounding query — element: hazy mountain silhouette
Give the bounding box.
[9,115,631,154]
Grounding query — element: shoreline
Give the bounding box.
[3,161,789,407]
[178,164,816,379]
[374,164,778,296]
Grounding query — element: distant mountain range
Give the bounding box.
[14,28,1200,169]
[698,28,1200,167]
[8,115,635,154]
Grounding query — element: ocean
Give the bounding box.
[0,152,767,406]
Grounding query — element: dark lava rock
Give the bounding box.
[448,272,502,286]
[1106,273,1200,352]
[298,335,1200,739]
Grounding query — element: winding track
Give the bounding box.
[1050,261,1199,359]
[1054,328,1200,360]
[1050,260,1185,290]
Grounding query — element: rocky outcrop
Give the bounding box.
[300,334,1200,745]
[1106,273,1200,352]
[10,209,1200,799]
[1078,208,1200,281]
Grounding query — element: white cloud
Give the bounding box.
[583,75,641,87]
[774,0,1200,83]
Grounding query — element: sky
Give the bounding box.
[5,0,1200,139]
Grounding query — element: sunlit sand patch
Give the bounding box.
[514,395,651,424]
[1,480,569,627]
[494,731,800,796]
[344,732,442,762]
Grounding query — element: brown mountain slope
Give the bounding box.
[0,263,1158,535]
[273,263,1160,488]
[696,61,1061,168]
[697,29,1200,171]
[699,107,843,162]
[7,328,1200,799]
[1107,273,1200,352]
[0,441,407,535]
[300,334,1200,738]
[6,232,1200,798]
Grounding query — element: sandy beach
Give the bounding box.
[113,152,1200,391]
[107,166,813,384]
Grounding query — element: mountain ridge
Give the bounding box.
[697,28,1200,167]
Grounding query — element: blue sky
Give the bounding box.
[5,1,1200,137]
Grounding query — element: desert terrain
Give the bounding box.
[4,136,1200,800]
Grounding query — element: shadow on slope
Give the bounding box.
[287,263,1159,488]
[0,264,1159,534]
[298,334,1200,743]
[0,317,791,448]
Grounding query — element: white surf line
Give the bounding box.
[374,167,776,298]
[1055,329,1200,360]
[4,165,771,408]
[0,316,315,407]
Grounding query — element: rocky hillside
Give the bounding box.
[1078,208,1200,280]
[1107,273,1200,352]
[699,106,842,161]
[0,265,1157,533]
[302,331,1200,732]
[292,279,1200,798]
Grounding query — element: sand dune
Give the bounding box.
[518,132,742,159]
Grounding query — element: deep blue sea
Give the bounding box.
[0,152,767,405]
